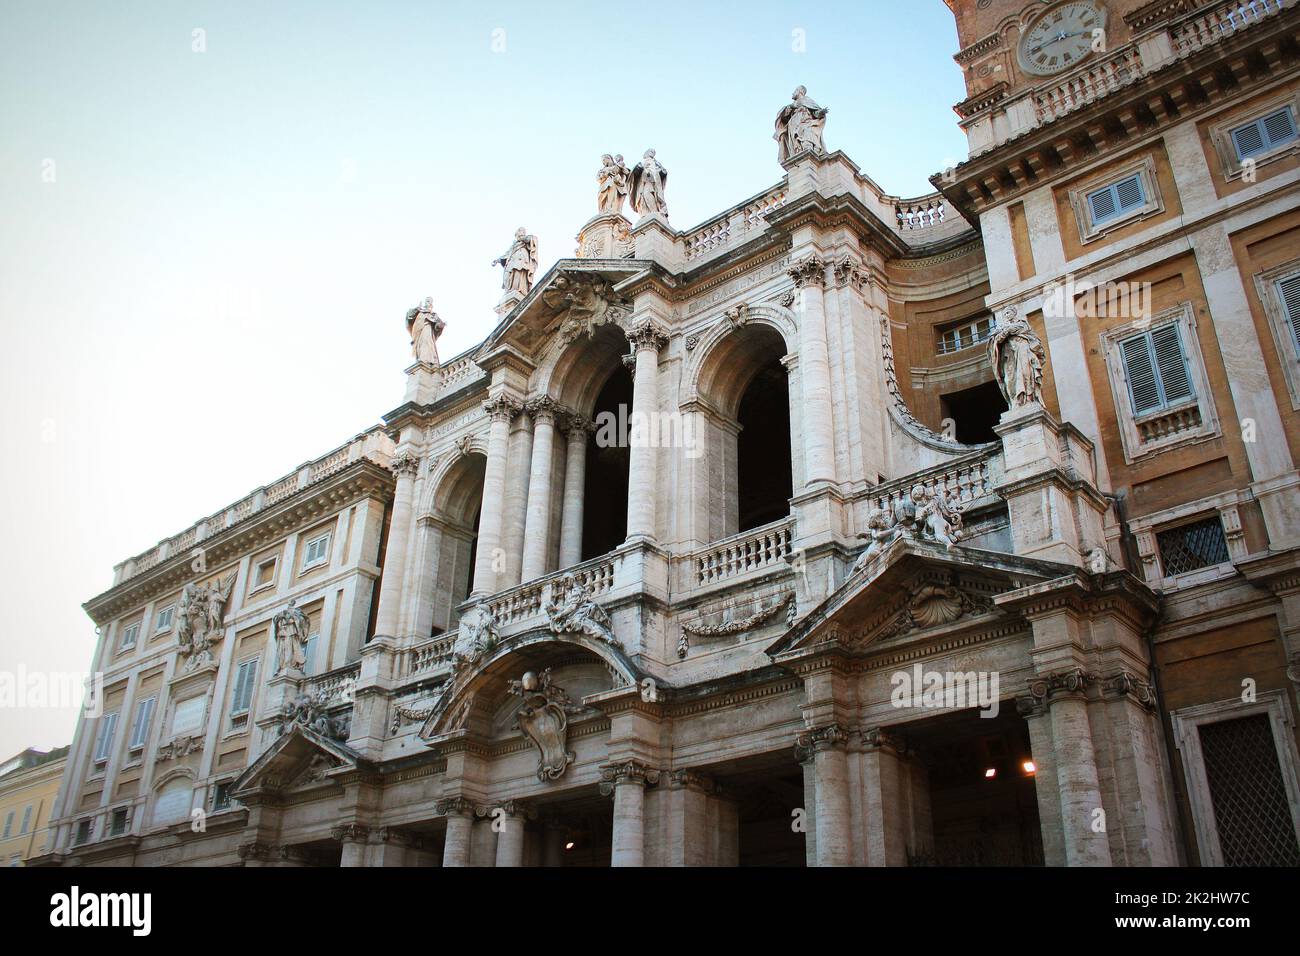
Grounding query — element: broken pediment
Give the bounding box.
[231,726,368,798]
[485,260,648,355]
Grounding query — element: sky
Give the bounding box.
[0,1,968,757]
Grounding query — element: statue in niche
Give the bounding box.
[273,599,311,677]
[508,669,576,781]
[630,149,668,218]
[405,296,445,367]
[461,600,499,659]
[597,153,630,215]
[988,309,1045,410]
[492,227,539,298]
[774,86,829,164]
[177,574,235,671]
[546,573,618,646]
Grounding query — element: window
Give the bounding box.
[109,807,129,837]
[1274,274,1300,355]
[302,632,320,676]
[119,622,140,651]
[1257,264,1300,410]
[93,711,119,764]
[74,819,91,845]
[1157,516,1231,577]
[230,658,258,718]
[212,781,234,812]
[1119,324,1194,417]
[155,604,175,633]
[936,315,996,355]
[1086,174,1146,228]
[301,533,331,570]
[2,812,11,839]
[252,556,278,591]
[1230,106,1298,161]
[20,805,32,835]
[128,696,156,751]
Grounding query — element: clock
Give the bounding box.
[1017,2,1107,77]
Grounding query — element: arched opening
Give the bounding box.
[418,451,485,638]
[696,323,794,542]
[583,367,631,560]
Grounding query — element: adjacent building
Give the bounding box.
[36,0,1300,866]
[0,747,69,866]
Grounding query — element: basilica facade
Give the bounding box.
[39,0,1300,867]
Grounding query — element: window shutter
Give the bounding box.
[1232,120,1266,159]
[1121,334,1161,414]
[20,806,32,834]
[1150,323,1194,404]
[1262,107,1297,149]
[303,634,319,676]
[233,659,257,714]
[1278,275,1300,356]
[1115,175,1145,212]
[94,712,118,761]
[1088,186,1117,223]
[130,697,155,749]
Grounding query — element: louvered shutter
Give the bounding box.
[232,659,257,714]
[1121,334,1161,414]
[1088,186,1117,223]
[1278,275,1300,357]
[94,712,118,761]
[1262,108,1297,149]
[1151,323,1194,404]
[1232,121,1267,159]
[129,697,155,749]
[1115,175,1145,213]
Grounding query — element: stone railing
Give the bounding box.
[1172,0,1288,55]
[437,353,485,394]
[305,662,361,706]
[894,193,949,231]
[682,184,789,264]
[691,517,794,588]
[1136,402,1203,444]
[114,428,395,585]
[1034,44,1145,123]
[401,633,458,679]
[475,552,620,632]
[870,450,1002,516]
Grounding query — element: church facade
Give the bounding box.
[39,0,1300,867]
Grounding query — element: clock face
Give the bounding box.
[1018,2,1107,77]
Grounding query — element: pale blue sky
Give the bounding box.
[0,1,967,755]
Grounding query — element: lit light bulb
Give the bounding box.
[1022,760,1036,775]
[564,841,575,850]
[984,767,997,779]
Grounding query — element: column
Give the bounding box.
[472,396,518,596]
[493,801,529,868]
[789,254,836,486]
[501,408,533,588]
[625,322,668,541]
[601,761,660,867]
[858,728,909,867]
[558,414,592,569]
[1018,696,1066,866]
[520,397,560,581]
[373,452,420,638]
[797,724,851,867]
[372,828,418,867]
[437,797,474,868]
[332,823,370,868]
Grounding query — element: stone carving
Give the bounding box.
[508,669,577,781]
[853,484,963,570]
[405,296,445,367]
[630,149,668,218]
[546,574,618,647]
[543,272,632,343]
[878,311,961,445]
[177,574,235,671]
[852,507,903,571]
[599,760,661,795]
[453,434,474,458]
[493,227,539,299]
[774,86,829,163]
[280,691,347,740]
[272,599,311,677]
[680,593,795,643]
[460,600,499,659]
[597,153,631,215]
[988,308,1045,410]
[883,583,995,638]
[1087,547,1111,574]
[390,701,434,734]
[156,734,204,761]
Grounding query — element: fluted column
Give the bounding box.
[601,760,660,867]
[796,724,850,867]
[521,397,560,582]
[437,797,475,868]
[789,254,836,486]
[373,452,421,639]
[558,414,593,569]
[472,396,519,596]
[492,800,530,868]
[625,322,668,541]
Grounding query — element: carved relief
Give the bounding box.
[279,691,347,741]
[176,574,235,672]
[543,272,632,343]
[853,483,963,573]
[546,573,619,647]
[508,669,578,781]
[678,593,795,658]
[156,734,204,762]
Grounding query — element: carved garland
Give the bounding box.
[678,593,796,658]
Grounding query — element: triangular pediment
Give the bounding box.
[231,726,368,797]
[767,538,1072,658]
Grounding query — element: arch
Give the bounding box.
[150,768,197,828]
[540,322,633,417]
[424,446,487,525]
[419,630,639,740]
[411,449,487,638]
[685,303,796,413]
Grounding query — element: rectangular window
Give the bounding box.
[212,782,233,811]
[302,533,331,570]
[1198,714,1300,866]
[1277,274,1300,358]
[109,808,129,837]
[1119,323,1195,417]
[1230,106,1298,161]
[1157,516,1231,577]
[252,557,278,591]
[93,712,119,764]
[74,820,91,845]
[128,696,156,751]
[1086,173,1146,228]
[20,805,32,835]
[119,622,141,651]
[155,604,175,632]
[936,315,996,355]
[2,812,11,839]
[231,658,258,717]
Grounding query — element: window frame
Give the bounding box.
[300,532,332,572]
[92,711,119,765]
[250,554,280,594]
[1129,490,1250,590]
[1068,155,1163,243]
[154,604,175,634]
[118,620,141,652]
[1254,259,1300,410]
[128,695,157,753]
[1210,95,1300,181]
[229,656,259,721]
[935,314,996,356]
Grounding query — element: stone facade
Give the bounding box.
[36,0,1300,866]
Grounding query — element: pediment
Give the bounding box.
[231,726,367,797]
[767,537,1072,658]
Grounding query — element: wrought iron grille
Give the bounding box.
[1157,516,1229,576]
[1199,715,1300,866]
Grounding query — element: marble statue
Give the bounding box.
[852,507,901,572]
[281,691,345,741]
[461,600,499,659]
[630,149,668,218]
[508,668,576,781]
[273,598,311,676]
[493,228,539,298]
[177,574,234,671]
[853,484,964,564]
[988,310,1046,410]
[405,297,445,367]
[774,86,829,163]
[597,153,630,215]
[546,573,618,646]
[916,484,964,550]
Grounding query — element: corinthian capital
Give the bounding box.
[482,395,521,423]
[525,395,561,425]
[626,321,668,352]
[794,723,848,761]
[330,823,370,844]
[434,796,476,817]
[787,254,826,288]
[389,452,421,478]
[598,760,661,795]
